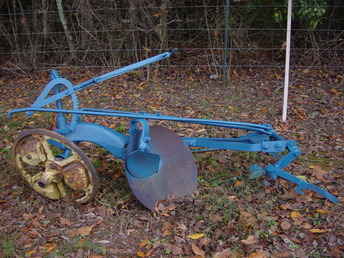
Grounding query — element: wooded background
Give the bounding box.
[0,0,343,75]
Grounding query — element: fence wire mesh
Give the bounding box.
[0,1,343,78]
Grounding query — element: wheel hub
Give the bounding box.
[13,129,98,203]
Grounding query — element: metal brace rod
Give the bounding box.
[8,107,277,135]
[30,49,176,108]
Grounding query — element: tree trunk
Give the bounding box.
[159,0,169,50]
[42,0,49,39]
[56,0,76,60]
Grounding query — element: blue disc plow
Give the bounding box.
[9,49,339,210]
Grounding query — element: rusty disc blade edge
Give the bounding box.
[125,125,198,210]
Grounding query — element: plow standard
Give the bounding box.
[8,49,339,210]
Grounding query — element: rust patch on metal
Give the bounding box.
[63,161,89,190]
[18,137,46,166]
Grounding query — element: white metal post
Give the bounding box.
[282,0,293,122]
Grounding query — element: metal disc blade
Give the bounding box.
[125,125,197,210]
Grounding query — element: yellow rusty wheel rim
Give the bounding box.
[13,129,98,203]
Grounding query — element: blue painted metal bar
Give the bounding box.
[60,122,128,160]
[8,107,277,135]
[183,137,289,153]
[265,165,339,203]
[30,50,176,108]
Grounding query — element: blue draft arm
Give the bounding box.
[30,49,177,108]
[265,165,340,203]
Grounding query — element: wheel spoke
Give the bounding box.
[30,172,43,185]
[40,136,56,161]
[54,151,80,167]
[56,182,68,197]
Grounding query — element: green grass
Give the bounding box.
[1,239,16,258]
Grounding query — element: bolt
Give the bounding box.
[38,181,46,188]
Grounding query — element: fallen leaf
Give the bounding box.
[210,214,223,223]
[272,251,293,257]
[309,165,328,181]
[315,209,329,214]
[302,223,313,229]
[241,235,258,245]
[290,211,301,220]
[145,248,155,257]
[234,180,243,187]
[69,225,94,237]
[137,250,146,257]
[213,248,240,258]
[41,242,57,253]
[239,210,257,228]
[280,220,292,231]
[187,233,205,240]
[309,228,328,233]
[25,249,36,256]
[60,217,72,226]
[23,213,34,220]
[139,239,150,248]
[38,206,44,214]
[170,245,183,255]
[191,243,205,257]
[248,250,269,258]
[162,222,173,236]
[199,237,211,247]
[279,203,292,210]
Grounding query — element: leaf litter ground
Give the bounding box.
[0,68,343,257]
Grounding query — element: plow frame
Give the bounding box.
[8,50,339,205]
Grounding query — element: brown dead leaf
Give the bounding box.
[272,251,292,257]
[169,244,183,255]
[25,249,37,257]
[280,220,292,231]
[302,223,313,229]
[199,237,211,247]
[279,203,292,210]
[309,228,328,233]
[23,213,34,220]
[192,243,205,257]
[162,222,173,236]
[145,248,155,257]
[290,211,301,220]
[69,225,94,237]
[32,218,41,228]
[41,242,57,253]
[139,239,150,248]
[213,248,241,258]
[241,235,258,245]
[38,206,44,214]
[137,250,146,257]
[60,217,72,226]
[309,165,328,182]
[239,210,257,228]
[247,250,269,258]
[210,214,223,223]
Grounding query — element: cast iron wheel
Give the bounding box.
[12,128,98,203]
